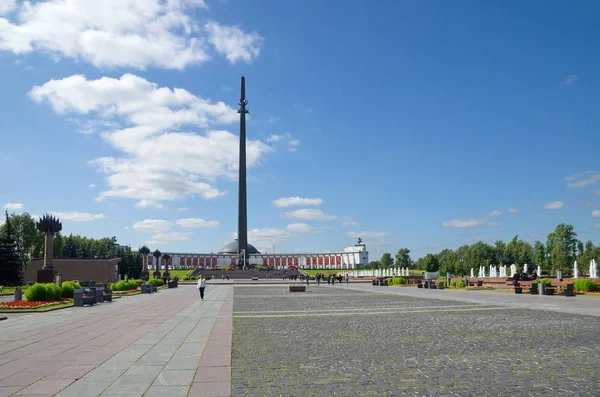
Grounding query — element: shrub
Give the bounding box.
[454,281,465,288]
[46,283,62,300]
[388,277,405,285]
[190,276,198,281]
[147,278,165,286]
[25,283,47,301]
[182,276,190,281]
[61,281,81,298]
[537,278,552,285]
[573,279,598,292]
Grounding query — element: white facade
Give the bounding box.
[148,240,369,270]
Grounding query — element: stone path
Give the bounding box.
[0,285,232,397]
[232,285,600,397]
[342,282,600,317]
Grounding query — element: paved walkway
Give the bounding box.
[0,285,232,397]
[341,283,600,316]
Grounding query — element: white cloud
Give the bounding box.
[267,134,283,142]
[267,115,279,124]
[342,221,360,227]
[592,224,600,229]
[0,0,213,69]
[176,218,219,228]
[487,210,502,216]
[273,197,323,208]
[283,208,337,220]
[543,201,565,210]
[124,226,130,230]
[151,231,191,241]
[288,139,300,147]
[443,218,487,228]
[347,231,390,238]
[3,202,23,210]
[50,211,104,221]
[205,21,263,64]
[507,208,522,213]
[30,74,273,203]
[564,170,600,188]
[592,210,600,218]
[132,219,172,233]
[565,74,578,87]
[88,184,96,189]
[0,0,16,15]
[176,207,189,211]
[233,228,289,253]
[286,223,313,233]
[146,240,168,245]
[134,200,164,209]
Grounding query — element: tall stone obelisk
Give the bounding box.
[237,77,249,267]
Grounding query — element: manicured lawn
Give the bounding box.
[167,270,192,279]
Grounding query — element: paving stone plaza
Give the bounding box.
[1,283,600,396]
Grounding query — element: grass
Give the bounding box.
[164,269,192,279]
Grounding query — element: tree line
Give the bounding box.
[369,223,600,277]
[0,212,142,283]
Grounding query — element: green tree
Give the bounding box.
[395,248,411,268]
[453,245,470,276]
[422,253,439,272]
[437,249,457,275]
[546,224,577,274]
[0,213,37,271]
[365,260,381,269]
[493,240,506,265]
[467,241,495,271]
[532,241,546,271]
[62,234,77,257]
[551,241,568,274]
[0,211,22,285]
[380,253,393,269]
[53,232,64,257]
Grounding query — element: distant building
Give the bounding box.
[148,239,369,270]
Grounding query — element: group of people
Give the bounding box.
[312,273,349,285]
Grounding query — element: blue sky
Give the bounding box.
[1,0,599,260]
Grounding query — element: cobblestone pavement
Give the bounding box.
[0,285,233,397]
[232,286,600,397]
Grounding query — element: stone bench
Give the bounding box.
[289,285,306,292]
[73,289,95,307]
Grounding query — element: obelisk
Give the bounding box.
[237,77,249,267]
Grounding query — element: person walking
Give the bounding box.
[197,275,206,300]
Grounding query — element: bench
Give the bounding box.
[103,288,112,302]
[73,289,95,307]
[289,285,306,292]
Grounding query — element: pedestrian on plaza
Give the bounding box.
[198,275,206,300]
[327,275,331,285]
[345,274,349,285]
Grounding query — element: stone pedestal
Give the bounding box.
[140,270,149,281]
[37,268,55,283]
[153,271,161,279]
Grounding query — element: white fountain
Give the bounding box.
[523,263,528,274]
[510,264,516,278]
[471,268,474,278]
[573,261,579,279]
[590,259,598,279]
[537,265,541,277]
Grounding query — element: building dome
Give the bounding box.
[218,239,260,255]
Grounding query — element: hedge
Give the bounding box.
[573,279,598,292]
[537,278,553,285]
[109,280,139,292]
[388,277,405,285]
[24,283,63,302]
[146,278,165,287]
[61,281,82,298]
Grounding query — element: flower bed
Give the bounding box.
[112,289,140,296]
[0,298,72,310]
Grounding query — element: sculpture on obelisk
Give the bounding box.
[36,214,62,283]
[237,77,249,269]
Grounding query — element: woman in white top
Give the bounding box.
[197,276,206,300]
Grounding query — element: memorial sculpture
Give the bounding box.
[36,214,62,283]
